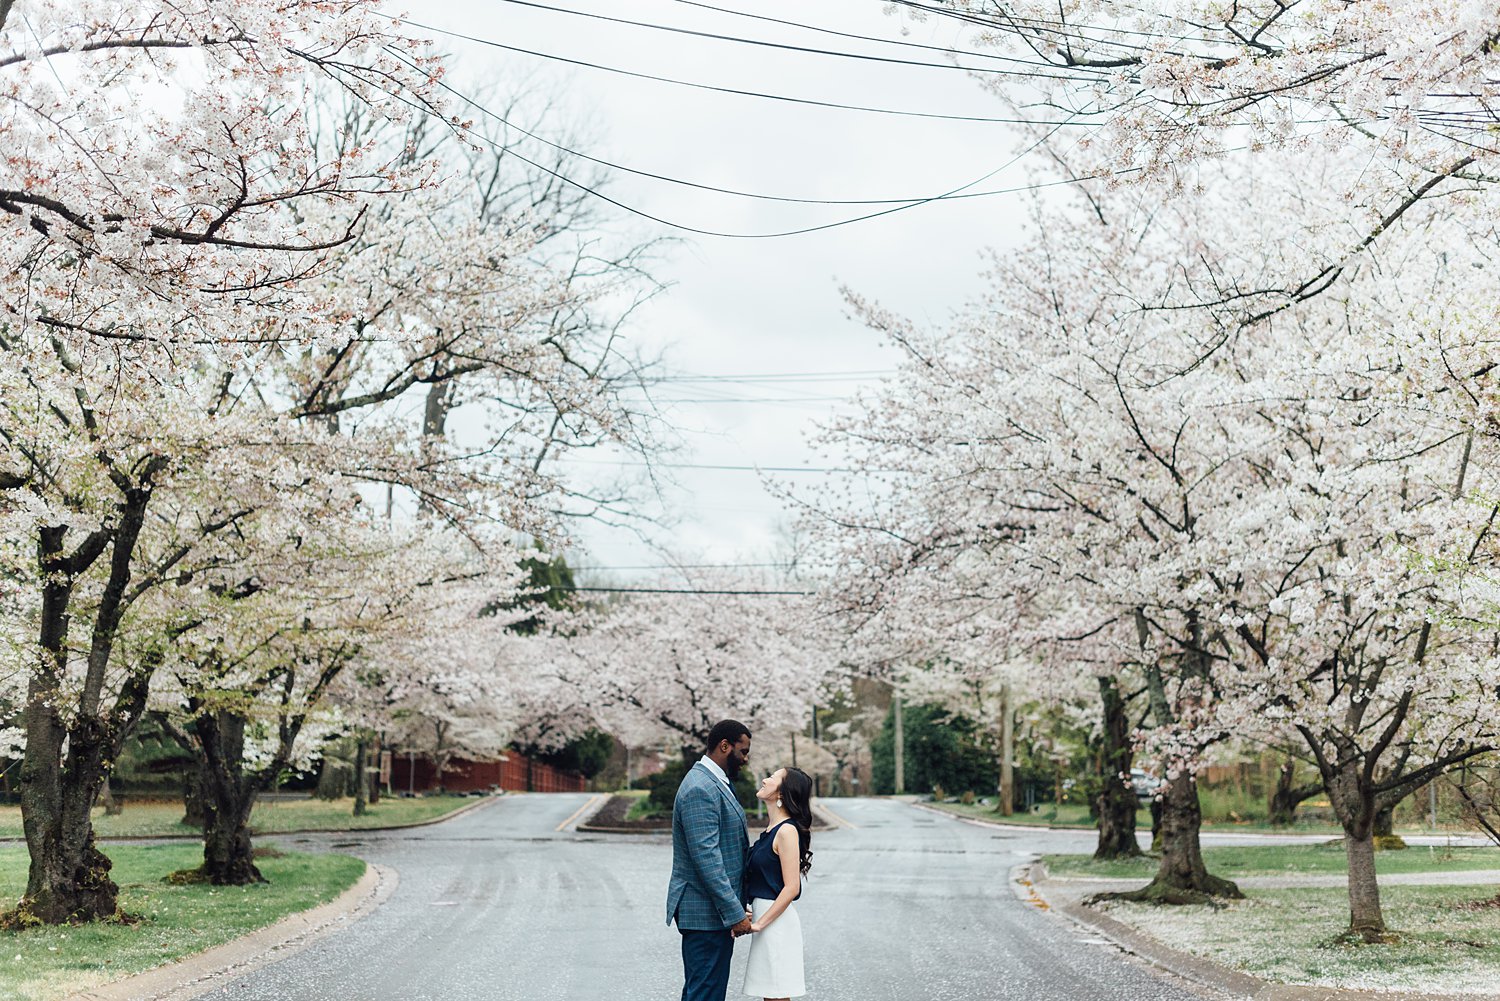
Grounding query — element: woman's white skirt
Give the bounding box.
[743,896,805,998]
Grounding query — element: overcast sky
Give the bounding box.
[413,0,1043,580]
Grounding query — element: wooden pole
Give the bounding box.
[893,689,906,796]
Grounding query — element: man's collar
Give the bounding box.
[698,754,732,787]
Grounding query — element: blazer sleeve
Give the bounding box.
[679,781,747,927]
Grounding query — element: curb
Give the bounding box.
[67,861,398,1001]
[327,792,502,834]
[910,799,1098,833]
[1,794,502,845]
[1024,863,1494,1001]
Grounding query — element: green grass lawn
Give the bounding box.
[928,800,1150,829]
[1044,843,1500,879]
[0,844,364,1001]
[624,796,670,823]
[922,799,1458,837]
[0,795,477,840]
[1100,884,1500,994]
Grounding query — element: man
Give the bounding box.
[667,719,754,1001]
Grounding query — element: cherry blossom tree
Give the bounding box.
[0,0,659,920]
[545,574,838,768]
[804,146,1500,932]
[910,0,1500,182]
[0,0,460,923]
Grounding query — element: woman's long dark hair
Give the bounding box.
[780,767,815,875]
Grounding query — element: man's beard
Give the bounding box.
[724,757,742,780]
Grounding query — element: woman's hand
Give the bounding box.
[749,921,766,934]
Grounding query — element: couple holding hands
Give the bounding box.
[666,720,815,1001]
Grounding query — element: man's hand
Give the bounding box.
[730,913,754,937]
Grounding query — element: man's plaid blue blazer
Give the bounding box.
[665,761,750,930]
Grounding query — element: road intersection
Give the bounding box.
[214,794,1212,1001]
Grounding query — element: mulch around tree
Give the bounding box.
[578,795,829,834]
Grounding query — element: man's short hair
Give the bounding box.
[705,719,751,751]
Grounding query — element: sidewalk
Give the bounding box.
[1022,863,1500,1001]
[1043,868,1500,891]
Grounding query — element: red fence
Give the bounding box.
[390,750,585,793]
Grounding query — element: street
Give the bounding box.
[222,795,1212,1001]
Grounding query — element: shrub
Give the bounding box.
[646,758,758,812]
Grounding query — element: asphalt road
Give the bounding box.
[225,795,1214,1001]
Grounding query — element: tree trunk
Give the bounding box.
[997,683,1014,816]
[1373,805,1407,850]
[369,735,382,805]
[99,777,122,817]
[13,528,121,924]
[1090,768,1243,906]
[353,739,368,818]
[1326,762,1392,942]
[182,761,207,829]
[14,716,119,925]
[1344,828,1390,941]
[193,710,265,886]
[1092,675,1141,860]
[1269,759,1323,827]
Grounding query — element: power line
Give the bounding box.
[886,0,1230,51]
[454,113,1095,238]
[471,0,1103,82]
[393,26,1339,237]
[664,0,1068,68]
[386,39,1105,233]
[560,585,811,596]
[385,44,1095,239]
[574,561,800,571]
[407,18,1095,128]
[432,73,1073,210]
[647,369,895,382]
[553,457,866,473]
[643,396,848,404]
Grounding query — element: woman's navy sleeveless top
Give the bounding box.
[743,819,801,902]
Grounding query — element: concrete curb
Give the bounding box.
[0,793,503,845]
[913,799,1098,833]
[1024,863,1496,1001]
[67,861,398,1001]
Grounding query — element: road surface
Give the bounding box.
[224,795,1212,1001]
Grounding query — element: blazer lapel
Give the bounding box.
[694,762,744,820]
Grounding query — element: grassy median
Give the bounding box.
[0,844,364,1001]
[1100,884,1500,994]
[1043,843,1500,879]
[0,795,477,840]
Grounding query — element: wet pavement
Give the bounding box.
[220,794,1216,1001]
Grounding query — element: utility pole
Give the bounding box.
[998,683,1014,816]
[892,689,905,796]
[810,705,820,797]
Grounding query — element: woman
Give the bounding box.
[743,766,813,1000]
